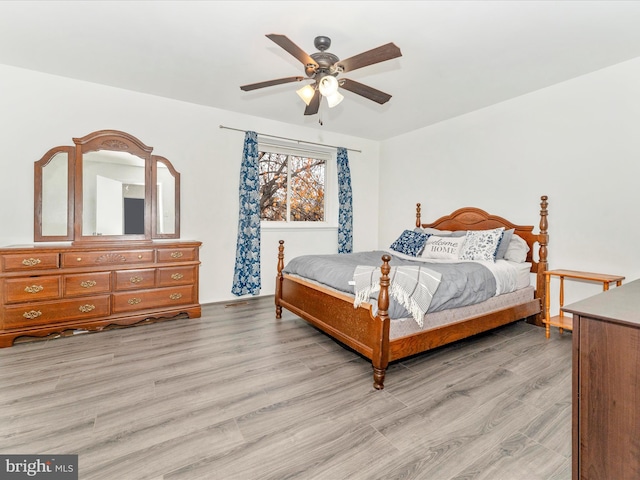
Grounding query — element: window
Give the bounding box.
[259,146,329,223]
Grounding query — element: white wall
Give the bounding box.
[0,64,380,305]
[379,56,640,314]
[5,55,639,313]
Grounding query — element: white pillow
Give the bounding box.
[504,234,530,263]
[418,227,467,237]
[459,228,505,261]
[421,236,466,260]
[422,227,453,235]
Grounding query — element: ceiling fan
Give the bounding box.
[240,34,402,116]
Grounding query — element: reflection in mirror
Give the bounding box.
[82,150,146,236]
[123,183,145,234]
[156,161,176,235]
[41,152,69,237]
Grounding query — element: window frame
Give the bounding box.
[258,140,337,230]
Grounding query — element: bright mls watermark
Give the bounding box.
[0,455,77,479]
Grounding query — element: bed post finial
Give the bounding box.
[378,255,391,319]
[276,240,285,319]
[416,203,422,228]
[538,195,549,267]
[277,240,285,272]
[373,254,391,390]
[536,196,549,324]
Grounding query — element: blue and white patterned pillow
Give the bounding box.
[459,227,505,261]
[390,230,430,256]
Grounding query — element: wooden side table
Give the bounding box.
[543,269,625,338]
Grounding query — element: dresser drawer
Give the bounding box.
[2,296,110,329]
[112,285,195,313]
[64,272,111,297]
[1,252,59,272]
[3,276,61,304]
[157,266,196,287]
[156,247,197,262]
[114,269,156,291]
[61,250,154,267]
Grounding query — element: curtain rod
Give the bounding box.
[219,125,362,153]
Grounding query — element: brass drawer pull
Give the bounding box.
[171,273,184,280]
[128,297,142,305]
[169,293,182,300]
[170,251,183,259]
[130,276,143,284]
[22,258,41,267]
[79,304,96,313]
[80,280,97,288]
[24,285,44,294]
[23,310,42,320]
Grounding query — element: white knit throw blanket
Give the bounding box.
[352,265,442,327]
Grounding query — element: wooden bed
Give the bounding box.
[275,195,549,390]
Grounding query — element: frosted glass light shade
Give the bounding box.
[325,91,344,108]
[318,75,339,96]
[296,84,316,106]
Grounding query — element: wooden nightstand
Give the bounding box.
[543,269,625,338]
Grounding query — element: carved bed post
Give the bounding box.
[536,196,549,324]
[415,203,422,228]
[372,254,391,390]
[275,240,285,319]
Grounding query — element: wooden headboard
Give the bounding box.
[416,196,549,320]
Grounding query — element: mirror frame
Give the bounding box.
[34,130,180,243]
[34,146,75,242]
[152,155,181,239]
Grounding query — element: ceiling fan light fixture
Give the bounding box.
[318,75,339,96]
[241,34,401,116]
[325,91,344,108]
[296,84,316,106]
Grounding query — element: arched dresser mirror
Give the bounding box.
[0,130,200,348]
[35,129,180,243]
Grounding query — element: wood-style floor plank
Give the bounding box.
[0,296,572,479]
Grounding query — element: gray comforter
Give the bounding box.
[283,251,497,320]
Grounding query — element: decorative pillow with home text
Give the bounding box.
[421,236,466,260]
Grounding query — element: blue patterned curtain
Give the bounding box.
[337,147,353,253]
[232,131,261,296]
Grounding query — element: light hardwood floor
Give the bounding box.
[0,297,572,479]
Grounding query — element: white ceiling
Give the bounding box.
[2,1,640,140]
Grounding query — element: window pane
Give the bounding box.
[289,156,325,222]
[259,152,287,221]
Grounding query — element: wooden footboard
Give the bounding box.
[275,196,549,390]
[276,240,392,389]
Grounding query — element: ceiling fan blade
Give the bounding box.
[266,34,319,68]
[337,43,402,73]
[304,91,321,115]
[240,76,305,91]
[340,79,392,104]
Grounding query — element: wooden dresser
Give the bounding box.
[563,279,640,480]
[0,240,201,347]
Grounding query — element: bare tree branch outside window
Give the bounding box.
[259,151,325,222]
